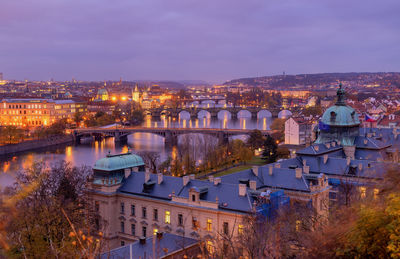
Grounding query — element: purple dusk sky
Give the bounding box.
[0,0,399,83]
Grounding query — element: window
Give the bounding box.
[95,218,100,230]
[120,202,125,214]
[121,241,125,246]
[120,221,125,233]
[192,194,196,202]
[142,207,147,218]
[131,224,136,236]
[165,211,171,224]
[178,214,183,226]
[295,220,301,232]
[192,217,199,230]
[360,187,366,199]
[131,204,135,216]
[153,209,158,221]
[238,224,243,234]
[223,222,229,235]
[153,228,158,236]
[206,219,212,232]
[374,188,379,199]
[206,241,214,254]
[142,226,147,237]
[95,201,99,212]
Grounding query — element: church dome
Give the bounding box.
[320,84,360,127]
[93,151,144,172]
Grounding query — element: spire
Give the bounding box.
[335,83,346,106]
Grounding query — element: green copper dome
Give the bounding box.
[93,151,144,172]
[320,84,360,126]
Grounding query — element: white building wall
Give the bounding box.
[285,118,300,145]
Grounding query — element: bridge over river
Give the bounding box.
[73,127,276,146]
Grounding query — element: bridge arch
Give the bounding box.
[178,110,191,120]
[278,110,292,119]
[257,109,272,118]
[144,110,152,116]
[160,110,170,116]
[198,110,211,119]
[237,110,252,118]
[217,110,232,120]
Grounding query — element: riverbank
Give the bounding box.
[0,135,74,156]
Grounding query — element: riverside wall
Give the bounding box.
[0,135,74,156]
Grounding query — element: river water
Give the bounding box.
[0,111,275,187]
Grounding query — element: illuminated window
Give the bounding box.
[165,211,171,224]
[206,241,214,254]
[296,220,301,232]
[360,187,366,199]
[206,219,212,232]
[374,188,379,199]
[153,228,158,235]
[238,224,243,234]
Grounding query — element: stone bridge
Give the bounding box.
[73,126,275,146]
[143,107,298,119]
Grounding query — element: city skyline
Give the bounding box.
[1,0,399,82]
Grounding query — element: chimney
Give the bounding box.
[314,145,319,152]
[124,168,131,179]
[249,180,257,190]
[363,139,368,145]
[274,163,281,168]
[238,184,246,196]
[252,166,259,176]
[145,171,150,182]
[303,165,310,174]
[269,165,273,175]
[331,142,336,147]
[346,157,351,166]
[157,173,163,184]
[214,177,221,185]
[325,143,331,149]
[139,237,146,245]
[323,154,328,164]
[295,168,302,179]
[208,175,214,182]
[189,174,195,180]
[302,159,307,166]
[358,163,363,171]
[183,175,190,186]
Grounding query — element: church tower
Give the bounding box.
[132,84,140,103]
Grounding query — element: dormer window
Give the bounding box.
[330,111,336,122]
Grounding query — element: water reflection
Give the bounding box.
[0,115,276,187]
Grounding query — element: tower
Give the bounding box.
[132,84,140,103]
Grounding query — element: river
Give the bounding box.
[0,111,276,187]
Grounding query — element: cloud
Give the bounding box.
[0,0,399,82]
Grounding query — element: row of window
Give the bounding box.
[4,110,47,115]
[121,203,173,224]
[119,219,243,237]
[6,104,47,109]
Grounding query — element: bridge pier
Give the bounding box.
[73,131,81,144]
[217,132,229,146]
[114,131,128,144]
[165,130,178,146]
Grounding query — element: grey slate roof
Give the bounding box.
[100,233,198,259]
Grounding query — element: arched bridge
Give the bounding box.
[73,127,275,146]
[144,107,298,119]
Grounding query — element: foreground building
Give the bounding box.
[88,152,290,250]
[0,98,86,127]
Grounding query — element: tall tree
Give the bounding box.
[262,135,277,163]
[247,129,265,151]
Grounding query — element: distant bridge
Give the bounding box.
[143,107,298,119]
[73,127,276,145]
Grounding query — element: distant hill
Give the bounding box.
[223,72,400,88]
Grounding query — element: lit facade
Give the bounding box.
[0,98,86,127]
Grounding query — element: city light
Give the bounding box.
[111,96,117,101]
